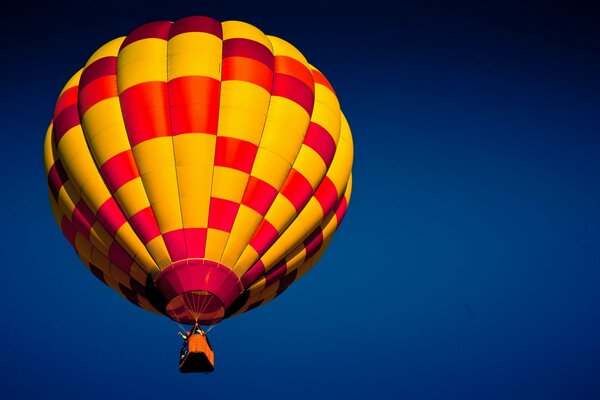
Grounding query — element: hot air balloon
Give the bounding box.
[44,16,353,372]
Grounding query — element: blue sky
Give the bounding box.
[1,1,599,398]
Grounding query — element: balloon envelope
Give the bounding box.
[44,16,353,325]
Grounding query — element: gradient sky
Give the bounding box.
[2,1,600,398]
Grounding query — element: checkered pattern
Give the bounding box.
[44,16,353,325]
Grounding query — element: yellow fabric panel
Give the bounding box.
[103,274,125,298]
[296,242,328,280]
[326,114,354,196]
[131,137,182,237]
[267,35,309,66]
[311,86,341,143]
[50,75,162,271]
[249,148,292,188]
[247,276,268,292]
[211,167,248,202]
[134,137,183,233]
[282,247,307,275]
[129,263,148,286]
[258,200,323,271]
[147,197,183,233]
[256,174,352,290]
[117,38,168,91]
[263,194,296,232]
[256,123,353,273]
[292,147,326,188]
[85,223,121,267]
[74,232,93,261]
[173,134,215,228]
[172,134,216,169]
[233,245,260,275]
[345,174,353,204]
[115,223,161,276]
[179,195,209,229]
[56,126,110,213]
[43,123,54,173]
[48,190,62,225]
[205,228,230,262]
[90,247,111,271]
[133,137,176,176]
[57,184,115,271]
[56,183,78,219]
[48,119,159,277]
[78,176,111,214]
[113,178,150,217]
[89,222,113,255]
[145,235,172,270]
[259,96,309,165]
[142,169,181,205]
[220,205,263,269]
[218,81,270,144]
[222,20,272,50]
[85,37,125,67]
[58,125,91,172]
[109,261,131,286]
[83,99,132,165]
[167,32,222,80]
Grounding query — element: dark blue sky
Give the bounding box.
[2,1,600,398]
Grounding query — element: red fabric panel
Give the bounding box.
[304,122,337,167]
[96,198,127,236]
[248,220,279,255]
[168,16,222,39]
[208,197,240,232]
[214,137,257,174]
[279,168,314,212]
[272,73,314,115]
[314,176,339,214]
[100,150,140,191]
[120,82,171,146]
[129,207,161,244]
[241,176,278,216]
[222,38,274,69]
[168,76,220,135]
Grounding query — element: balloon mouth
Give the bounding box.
[165,290,225,325]
[154,259,243,325]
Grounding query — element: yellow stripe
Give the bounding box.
[43,123,55,174]
[249,148,291,188]
[248,113,353,274]
[85,37,125,67]
[48,190,62,225]
[146,236,172,269]
[263,194,296,232]
[205,228,229,262]
[113,178,151,216]
[220,205,263,268]
[211,167,248,202]
[83,98,132,164]
[217,81,271,144]
[47,118,160,275]
[222,21,273,50]
[292,147,326,189]
[259,96,308,165]
[134,138,183,233]
[173,134,215,228]
[117,38,168,91]
[212,23,274,269]
[167,32,222,80]
[266,36,309,66]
